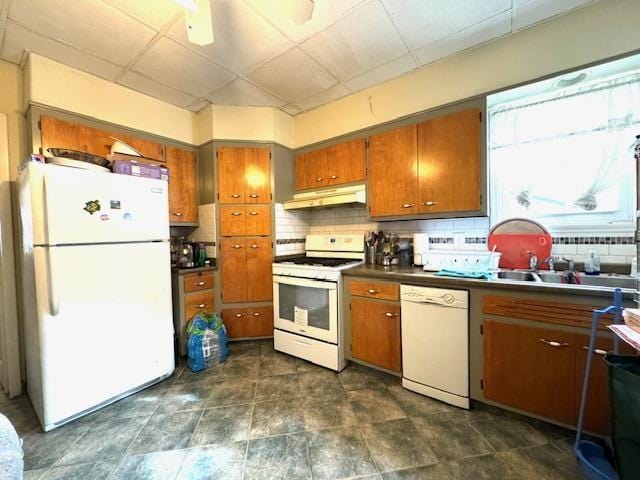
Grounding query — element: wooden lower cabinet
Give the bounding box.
[246,237,273,302]
[222,306,273,338]
[184,291,216,323]
[483,320,576,424]
[220,237,272,303]
[350,299,401,372]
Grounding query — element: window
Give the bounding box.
[488,64,640,232]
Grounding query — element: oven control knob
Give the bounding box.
[443,294,455,304]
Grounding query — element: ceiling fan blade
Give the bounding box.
[186,0,214,46]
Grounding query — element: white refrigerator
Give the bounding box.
[18,162,175,431]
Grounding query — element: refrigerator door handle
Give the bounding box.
[42,174,53,245]
[46,249,60,316]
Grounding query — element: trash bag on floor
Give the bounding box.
[186,312,228,372]
[604,354,640,480]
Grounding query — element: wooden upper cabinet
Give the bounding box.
[166,146,197,223]
[350,299,401,372]
[294,138,365,191]
[246,237,273,302]
[219,205,271,236]
[217,147,271,204]
[418,108,481,213]
[40,116,163,161]
[368,124,418,217]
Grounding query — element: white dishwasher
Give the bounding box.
[400,285,469,409]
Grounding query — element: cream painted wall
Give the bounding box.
[0,60,25,179]
[293,0,640,148]
[196,104,294,147]
[25,54,198,145]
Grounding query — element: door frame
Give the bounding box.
[0,113,21,397]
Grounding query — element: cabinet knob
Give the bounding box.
[539,338,569,348]
[173,212,183,216]
[231,194,241,198]
[582,346,607,355]
[401,203,414,208]
[231,211,243,216]
[367,289,380,294]
[316,177,324,182]
[249,193,259,198]
[253,312,262,317]
[248,211,259,216]
[194,281,206,286]
[198,304,206,308]
[423,201,438,206]
[250,244,259,249]
[330,175,339,179]
[232,244,243,249]
[384,312,399,318]
[234,313,244,318]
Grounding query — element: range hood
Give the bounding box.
[284,184,366,210]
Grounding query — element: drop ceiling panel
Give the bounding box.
[1,21,123,80]
[186,100,210,112]
[103,0,182,31]
[414,11,511,66]
[132,37,236,98]
[245,0,368,43]
[8,0,155,66]
[344,54,417,92]
[293,83,351,112]
[382,0,511,50]
[167,0,292,75]
[207,78,285,107]
[281,104,302,116]
[301,1,407,82]
[513,0,595,31]
[246,47,337,102]
[118,71,199,108]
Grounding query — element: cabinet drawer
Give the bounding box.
[219,206,246,236]
[183,273,214,293]
[184,291,215,320]
[245,205,271,235]
[350,281,399,301]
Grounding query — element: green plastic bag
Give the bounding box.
[604,354,640,480]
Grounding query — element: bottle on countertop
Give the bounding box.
[585,249,601,276]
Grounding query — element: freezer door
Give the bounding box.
[37,164,169,245]
[31,242,174,429]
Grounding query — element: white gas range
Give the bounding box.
[272,234,364,371]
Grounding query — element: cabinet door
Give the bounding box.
[245,205,271,236]
[350,299,401,372]
[295,150,326,190]
[220,238,247,302]
[244,148,271,203]
[368,125,418,217]
[247,306,274,337]
[327,138,366,186]
[166,146,197,223]
[222,307,249,338]
[483,320,576,424]
[246,237,273,302]
[418,108,481,213]
[217,147,246,203]
[219,206,246,236]
[184,291,215,320]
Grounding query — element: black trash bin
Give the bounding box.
[604,354,640,480]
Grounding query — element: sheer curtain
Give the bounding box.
[489,72,640,230]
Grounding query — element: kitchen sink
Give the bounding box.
[537,272,637,289]
[496,271,542,282]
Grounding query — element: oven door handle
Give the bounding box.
[273,275,337,290]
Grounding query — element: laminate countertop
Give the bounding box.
[343,264,636,300]
[171,265,217,275]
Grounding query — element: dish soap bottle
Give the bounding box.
[585,249,600,275]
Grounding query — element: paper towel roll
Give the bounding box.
[413,233,429,253]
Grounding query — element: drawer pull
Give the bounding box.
[194,281,206,286]
[316,177,324,182]
[234,313,244,318]
[367,289,380,294]
[423,201,438,206]
[252,312,262,317]
[250,244,259,249]
[232,244,243,249]
[173,212,183,216]
[248,211,259,216]
[401,203,414,208]
[231,194,241,198]
[330,175,339,179]
[384,312,398,318]
[249,193,259,198]
[294,339,312,347]
[582,346,608,356]
[198,304,206,308]
[231,212,243,216]
[539,338,569,348]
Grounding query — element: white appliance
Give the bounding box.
[412,233,430,266]
[272,234,364,371]
[18,162,174,431]
[401,285,470,409]
[283,184,366,210]
[421,250,501,272]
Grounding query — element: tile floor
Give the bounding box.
[1,340,584,480]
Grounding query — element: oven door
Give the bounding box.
[273,275,338,344]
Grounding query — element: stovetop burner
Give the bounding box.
[277,256,360,267]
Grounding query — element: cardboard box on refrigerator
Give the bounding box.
[108,153,169,182]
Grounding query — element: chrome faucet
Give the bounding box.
[562,256,576,272]
[528,251,538,271]
[540,256,557,272]
[528,252,557,272]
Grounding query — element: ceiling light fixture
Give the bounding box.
[285,0,315,25]
[553,71,589,88]
[173,0,214,46]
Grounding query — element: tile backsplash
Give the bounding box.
[274,203,636,265]
[191,203,217,258]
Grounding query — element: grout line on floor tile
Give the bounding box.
[467,420,499,453]
[240,384,259,479]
